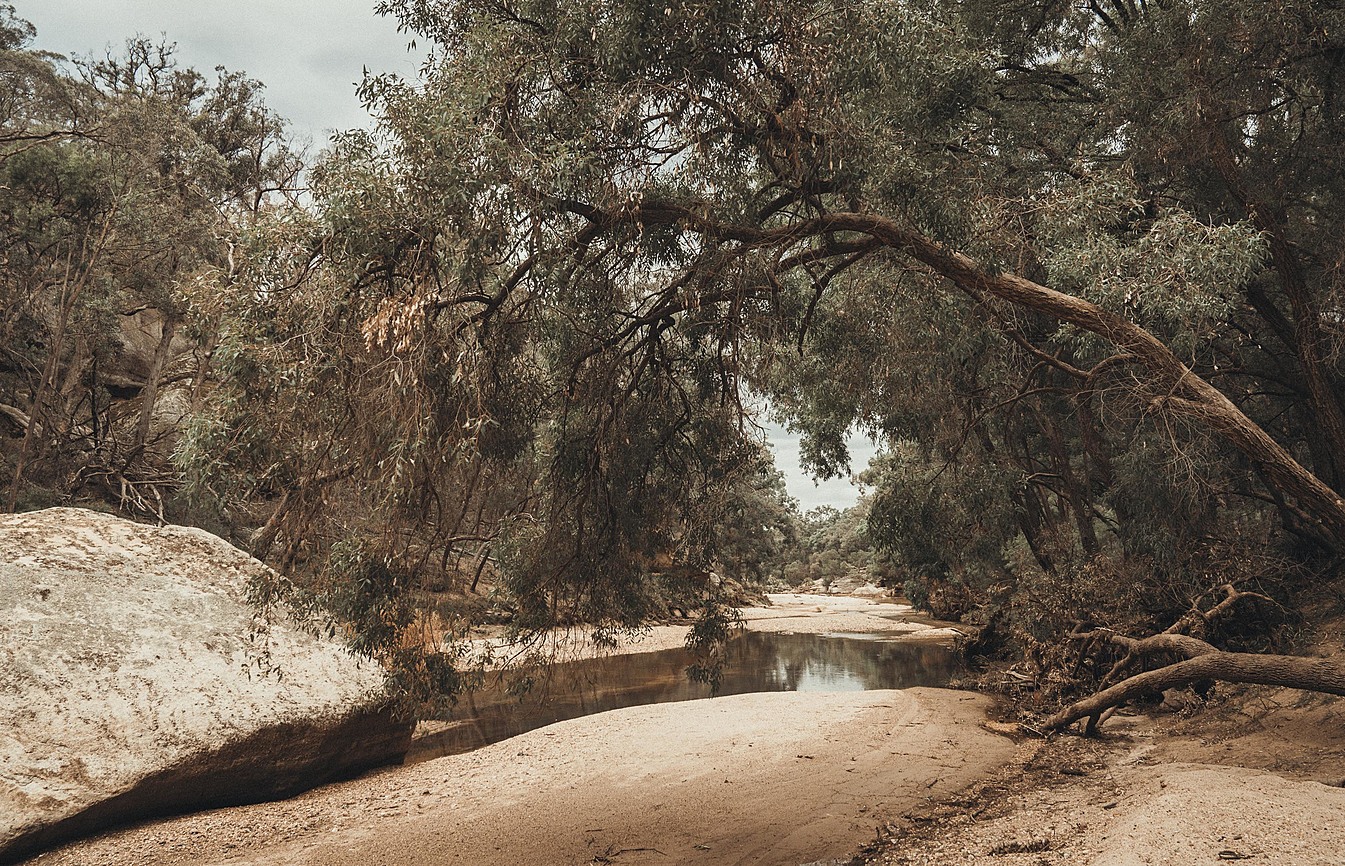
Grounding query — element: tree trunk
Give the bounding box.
[838,213,1345,548]
[250,463,357,561]
[1011,487,1055,573]
[5,210,117,511]
[6,284,76,512]
[1207,131,1345,488]
[1042,415,1099,555]
[1043,650,1345,732]
[189,325,219,413]
[582,201,1345,548]
[133,312,179,451]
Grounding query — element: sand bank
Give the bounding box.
[30,688,1015,866]
[471,592,963,666]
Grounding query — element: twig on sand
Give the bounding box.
[590,846,668,863]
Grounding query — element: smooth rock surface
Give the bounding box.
[0,508,410,864]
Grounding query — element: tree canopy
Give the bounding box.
[8,0,1345,706]
[0,11,301,518]
[306,1,1345,620]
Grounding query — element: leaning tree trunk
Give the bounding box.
[840,213,1345,549]
[586,198,1345,550]
[132,312,179,452]
[571,199,1345,549]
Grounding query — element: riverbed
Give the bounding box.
[28,594,1017,866]
[410,595,965,763]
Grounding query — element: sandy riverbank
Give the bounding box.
[27,592,1341,866]
[741,593,964,640]
[28,688,1016,866]
[855,685,1345,866]
[471,592,964,667]
[24,593,1012,866]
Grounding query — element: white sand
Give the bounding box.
[28,688,1015,866]
[467,592,962,666]
[26,593,1006,866]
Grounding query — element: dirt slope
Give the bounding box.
[857,688,1345,866]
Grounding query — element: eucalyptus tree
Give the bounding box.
[0,20,301,514]
[253,0,1345,700]
[78,40,303,453]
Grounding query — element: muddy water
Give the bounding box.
[407,631,959,763]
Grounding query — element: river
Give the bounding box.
[409,606,962,762]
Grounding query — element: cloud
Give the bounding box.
[23,0,424,143]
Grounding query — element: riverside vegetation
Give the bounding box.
[4,0,1345,825]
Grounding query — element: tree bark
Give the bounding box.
[6,286,75,512]
[6,209,117,511]
[133,312,179,451]
[189,326,219,413]
[1042,415,1099,555]
[250,463,357,561]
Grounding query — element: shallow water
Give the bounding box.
[407,631,960,763]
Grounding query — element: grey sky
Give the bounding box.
[23,0,877,512]
[22,0,424,148]
[759,420,877,514]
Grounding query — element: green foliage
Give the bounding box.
[766,499,899,594]
[298,0,1345,691]
[0,21,302,518]
[865,446,1018,619]
[12,0,1345,712]
[685,600,743,690]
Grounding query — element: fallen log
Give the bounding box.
[1043,650,1345,732]
[1042,584,1293,734]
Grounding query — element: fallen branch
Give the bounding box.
[1047,584,1294,734]
[1043,650,1345,732]
[0,402,30,431]
[1068,584,1273,685]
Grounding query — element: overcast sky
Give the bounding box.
[23,0,424,148]
[23,0,877,512]
[760,420,878,513]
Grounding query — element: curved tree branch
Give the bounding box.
[562,196,1345,547]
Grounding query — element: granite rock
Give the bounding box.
[0,508,411,863]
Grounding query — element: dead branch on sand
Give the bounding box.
[1042,585,1345,734]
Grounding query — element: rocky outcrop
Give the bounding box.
[0,508,412,864]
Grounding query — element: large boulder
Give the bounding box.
[0,508,411,863]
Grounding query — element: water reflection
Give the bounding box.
[407,632,959,763]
